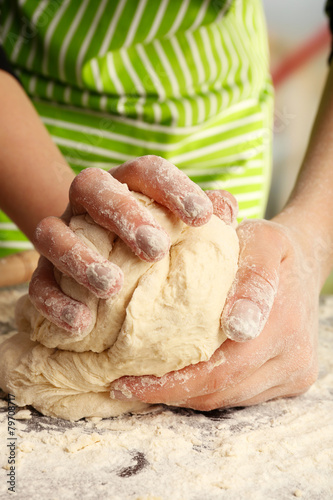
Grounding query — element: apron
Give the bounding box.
[0,0,273,256]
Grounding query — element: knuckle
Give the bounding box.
[238,219,288,248]
[70,167,104,197]
[293,367,318,394]
[33,216,58,245]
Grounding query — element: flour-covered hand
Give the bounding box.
[110,217,320,409]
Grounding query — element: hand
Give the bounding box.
[29,156,237,337]
[110,216,320,409]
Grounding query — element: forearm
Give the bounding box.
[275,62,333,284]
[0,70,74,241]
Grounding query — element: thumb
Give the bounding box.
[221,220,285,342]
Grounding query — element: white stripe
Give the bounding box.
[153,102,162,123]
[199,27,217,85]
[135,96,145,120]
[27,0,49,69]
[167,100,179,127]
[12,0,47,64]
[170,38,194,95]
[170,129,265,164]
[123,0,148,48]
[189,0,210,32]
[238,205,262,218]
[42,0,71,74]
[145,0,169,44]
[11,34,25,63]
[186,148,264,169]
[46,81,54,99]
[166,0,190,38]
[18,0,28,6]
[35,96,258,135]
[64,86,71,103]
[224,175,264,189]
[27,37,38,69]
[59,0,90,81]
[215,0,232,22]
[121,50,146,96]
[221,25,241,104]
[185,31,206,87]
[153,40,180,98]
[117,96,127,115]
[0,223,18,231]
[207,91,218,119]
[198,179,263,190]
[0,241,34,250]
[106,52,125,95]
[182,98,192,128]
[65,156,119,169]
[136,45,166,100]
[1,10,14,43]
[81,91,89,107]
[245,1,262,97]
[185,166,244,177]
[90,59,103,92]
[41,114,262,153]
[198,177,264,197]
[98,0,127,56]
[183,160,262,177]
[231,2,250,98]
[52,136,135,162]
[186,112,262,144]
[28,76,37,94]
[212,24,229,94]
[196,97,206,124]
[76,0,109,87]
[100,95,107,111]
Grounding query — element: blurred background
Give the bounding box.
[262,0,332,292]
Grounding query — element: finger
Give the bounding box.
[206,190,238,226]
[109,155,213,226]
[69,167,170,262]
[29,256,93,337]
[178,357,283,410]
[221,221,287,342]
[34,216,123,300]
[110,335,272,404]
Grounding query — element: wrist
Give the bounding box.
[272,204,333,289]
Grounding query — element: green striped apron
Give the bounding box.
[0,0,273,257]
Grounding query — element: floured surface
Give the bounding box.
[0,288,332,499]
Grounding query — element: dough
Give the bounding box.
[0,193,239,420]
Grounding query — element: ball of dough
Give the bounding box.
[0,193,239,420]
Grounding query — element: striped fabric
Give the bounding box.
[0,0,273,256]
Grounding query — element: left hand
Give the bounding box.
[110,215,320,410]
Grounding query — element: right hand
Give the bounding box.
[29,155,238,337]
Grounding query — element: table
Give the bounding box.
[0,287,332,500]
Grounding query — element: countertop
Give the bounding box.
[0,286,332,500]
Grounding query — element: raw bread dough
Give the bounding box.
[0,193,239,420]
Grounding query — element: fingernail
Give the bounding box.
[110,389,137,401]
[221,197,236,225]
[135,225,170,260]
[86,263,123,295]
[223,299,262,342]
[60,304,92,334]
[182,194,212,220]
